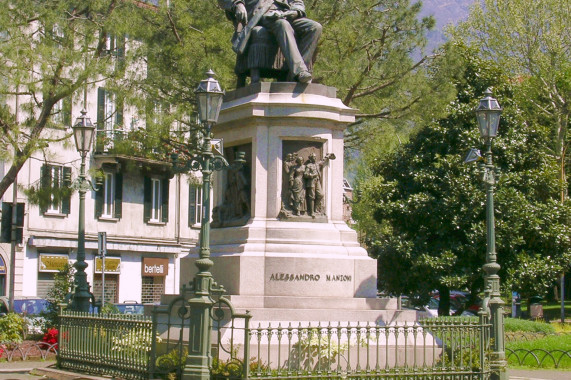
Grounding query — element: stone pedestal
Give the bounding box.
[180,83,418,324]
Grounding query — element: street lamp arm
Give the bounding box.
[70,176,101,192]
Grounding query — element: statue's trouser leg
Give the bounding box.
[262,18,316,77]
[315,184,324,212]
[290,18,322,71]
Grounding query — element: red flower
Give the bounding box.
[42,328,59,349]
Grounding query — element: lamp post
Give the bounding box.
[175,70,244,380]
[70,109,96,312]
[474,89,507,380]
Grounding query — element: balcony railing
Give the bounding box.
[94,129,170,163]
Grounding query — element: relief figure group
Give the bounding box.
[283,152,334,217]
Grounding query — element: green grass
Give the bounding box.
[504,318,556,334]
[506,334,571,369]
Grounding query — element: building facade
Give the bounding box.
[0,90,201,305]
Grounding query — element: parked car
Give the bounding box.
[113,302,145,315]
[401,292,481,317]
[0,296,50,335]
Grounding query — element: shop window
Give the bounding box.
[189,185,203,226]
[144,176,169,223]
[93,274,119,304]
[37,272,56,299]
[141,276,164,304]
[95,172,122,219]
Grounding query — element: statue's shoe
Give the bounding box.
[297,70,312,83]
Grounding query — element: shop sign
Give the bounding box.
[0,256,6,274]
[95,257,121,274]
[142,258,169,277]
[39,254,69,273]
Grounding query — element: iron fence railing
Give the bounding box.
[58,311,153,380]
[58,306,492,380]
[214,317,491,380]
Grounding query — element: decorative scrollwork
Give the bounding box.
[0,341,57,361]
[211,155,230,172]
[506,347,571,368]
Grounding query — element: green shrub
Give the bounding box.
[155,347,188,379]
[0,313,25,343]
[504,318,555,334]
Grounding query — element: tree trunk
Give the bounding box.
[437,286,450,316]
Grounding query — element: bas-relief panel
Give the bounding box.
[279,141,335,221]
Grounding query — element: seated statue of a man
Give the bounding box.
[218,0,322,83]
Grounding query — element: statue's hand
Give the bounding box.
[283,10,299,20]
[235,3,248,24]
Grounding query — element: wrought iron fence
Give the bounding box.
[212,317,491,380]
[58,305,491,380]
[58,311,153,380]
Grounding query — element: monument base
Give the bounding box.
[180,219,421,324]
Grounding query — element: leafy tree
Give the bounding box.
[453,0,570,204]
[353,45,571,314]
[308,0,461,149]
[0,0,156,199]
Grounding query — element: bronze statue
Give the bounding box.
[289,155,306,215]
[304,152,334,217]
[218,0,321,84]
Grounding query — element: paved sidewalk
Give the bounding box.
[508,369,571,380]
[1,362,569,380]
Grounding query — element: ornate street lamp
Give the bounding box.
[176,70,244,380]
[474,89,507,380]
[70,109,96,312]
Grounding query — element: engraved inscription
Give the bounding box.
[269,273,352,282]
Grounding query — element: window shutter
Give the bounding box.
[189,185,196,227]
[96,88,105,152]
[1,202,11,243]
[114,173,123,219]
[161,178,169,223]
[40,165,51,214]
[116,96,123,127]
[116,35,126,71]
[63,96,72,127]
[97,88,105,129]
[143,176,151,222]
[61,167,72,214]
[15,203,24,243]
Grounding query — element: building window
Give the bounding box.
[95,172,122,219]
[103,173,114,217]
[144,177,169,223]
[40,164,71,215]
[51,98,71,126]
[141,276,164,304]
[151,178,161,221]
[96,88,123,151]
[189,185,203,226]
